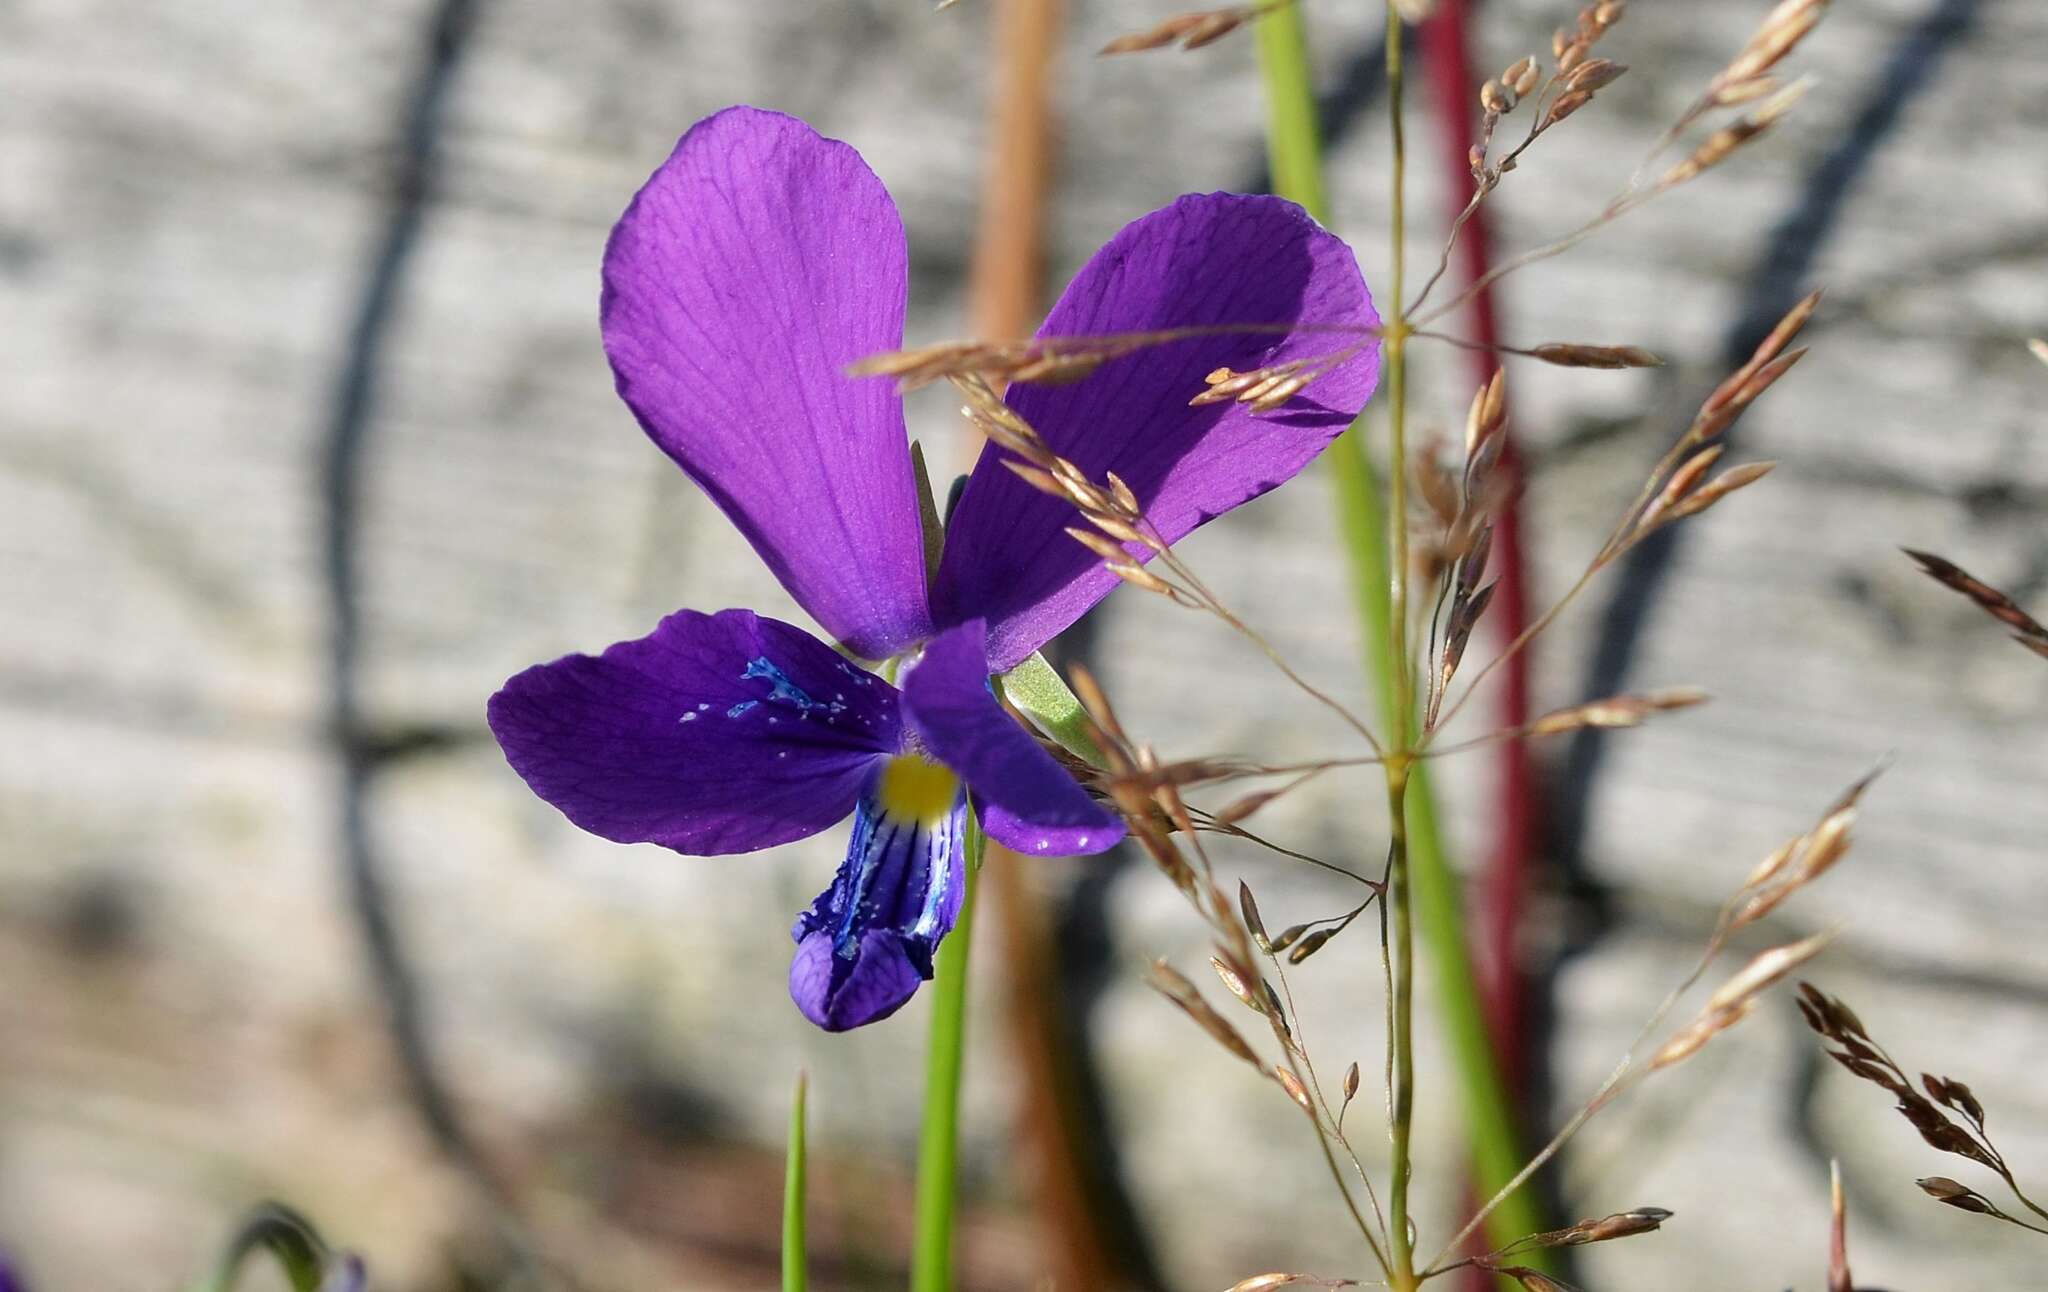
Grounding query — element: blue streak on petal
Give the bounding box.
[725,655,852,724]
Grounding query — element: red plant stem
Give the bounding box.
[1418,7,1539,1283]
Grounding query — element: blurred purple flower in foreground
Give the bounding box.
[489,106,1380,1030]
[0,1252,21,1292]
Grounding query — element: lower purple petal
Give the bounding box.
[900,621,1123,857]
[790,768,968,1030]
[488,608,899,855]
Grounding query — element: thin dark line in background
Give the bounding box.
[1551,0,1985,866]
[318,0,543,1276]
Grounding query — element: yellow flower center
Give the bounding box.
[877,754,960,826]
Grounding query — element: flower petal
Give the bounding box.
[489,608,899,855]
[790,770,968,1030]
[602,106,933,661]
[900,620,1123,856]
[935,193,1381,670]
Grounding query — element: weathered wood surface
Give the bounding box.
[3,0,2047,1288]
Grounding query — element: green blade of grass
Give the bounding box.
[784,1071,810,1292]
[910,812,985,1292]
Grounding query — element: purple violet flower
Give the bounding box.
[489,106,1381,1031]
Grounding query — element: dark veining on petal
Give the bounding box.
[788,764,968,1030]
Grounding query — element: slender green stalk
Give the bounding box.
[911,815,985,1292]
[1382,19,1421,1285]
[784,1072,809,1292]
[1254,4,1330,221]
[1256,3,1553,1281]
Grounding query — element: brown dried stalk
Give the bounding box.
[1799,982,2048,1237]
[1408,4,1632,315]
[1433,1204,1672,1280]
[1411,0,1827,325]
[948,374,1389,756]
[1422,776,1868,1275]
[1098,1,1286,55]
[851,320,1379,395]
[1225,1274,1359,1292]
[1827,1162,1853,1292]
[1424,291,1814,744]
[1904,549,2048,661]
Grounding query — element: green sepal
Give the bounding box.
[993,651,1105,767]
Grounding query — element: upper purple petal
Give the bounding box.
[934,193,1381,670]
[900,620,1123,856]
[488,608,900,855]
[602,106,933,661]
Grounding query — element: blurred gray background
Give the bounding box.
[4,0,2047,1288]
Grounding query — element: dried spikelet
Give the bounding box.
[1218,785,1287,826]
[1903,549,2048,659]
[1286,927,1337,965]
[1227,1274,1358,1292]
[1147,959,1261,1065]
[1565,57,1627,94]
[1714,0,1829,94]
[1466,368,1508,456]
[1656,460,1776,524]
[1481,79,1513,115]
[1496,1269,1575,1292]
[1065,525,1134,564]
[1514,1207,1674,1252]
[1663,78,1811,186]
[1104,470,1141,515]
[1918,1177,1997,1214]
[1099,8,1245,56]
[1650,997,1755,1070]
[1001,458,1064,497]
[1705,931,1834,1015]
[1509,57,1541,98]
[1527,687,1709,736]
[1638,445,1725,529]
[1238,881,1268,948]
[1342,1062,1360,1102]
[1742,837,1799,891]
[1265,922,1309,954]
[1799,982,2030,1196]
[1733,774,1873,927]
[1543,89,1594,129]
[1527,342,1662,369]
[1190,352,1340,414]
[1067,662,1130,758]
[1413,444,1463,528]
[1211,955,1264,1012]
[854,339,1113,392]
[1108,561,1182,598]
[1712,74,1785,107]
[1273,1064,1315,1115]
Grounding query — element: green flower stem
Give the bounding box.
[1256,3,1550,1278]
[911,813,985,1292]
[784,1072,809,1292]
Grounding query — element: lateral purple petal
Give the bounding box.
[489,608,899,855]
[900,621,1123,856]
[935,193,1381,670]
[602,106,933,661]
